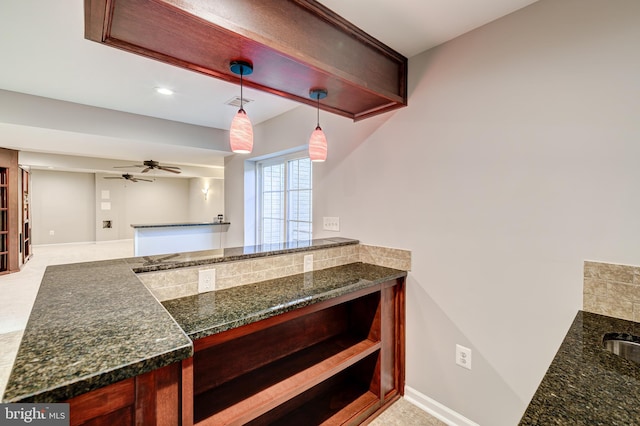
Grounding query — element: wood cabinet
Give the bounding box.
[65,362,184,426]
[0,148,19,274]
[21,168,31,263]
[0,167,9,273]
[54,275,404,426]
[184,278,405,425]
[0,149,32,273]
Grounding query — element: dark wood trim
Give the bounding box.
[181,357,194,426]
[193,284,381,352]
[84,0,109,41]
[84,0,408,122]
[67,362,183,426]
[396,278,406,396]
[68,379,135,426]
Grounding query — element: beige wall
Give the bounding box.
[32,170,201,244]
[225,1,640,424]
[31,169,96,244]
[188,177,224,223]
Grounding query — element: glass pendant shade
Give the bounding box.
[308,88,328,162]
[230,108,253,153]
[309,125,327,162]
[229,60,254,154]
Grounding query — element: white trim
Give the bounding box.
[404,386,480,426]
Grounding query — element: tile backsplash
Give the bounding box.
[139,243,411,302]
[583,261,640,322]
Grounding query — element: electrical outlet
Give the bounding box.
[49,230,55,236]
[304,254,313,273]
[323,217,340,232]
[198,269,216,293]
[456,344,472,370]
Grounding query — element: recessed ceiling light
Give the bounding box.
[155,87,174,95]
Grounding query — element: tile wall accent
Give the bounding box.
[359,244,412,271]
[138,243,411,302]
[583,261,640,322]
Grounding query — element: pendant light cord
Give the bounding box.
[240,71,244,111]
[316,96,320,127]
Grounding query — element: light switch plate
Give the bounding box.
[323,217,340,232]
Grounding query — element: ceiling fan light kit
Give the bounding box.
[114,160,181,174]
[104,173,153,183]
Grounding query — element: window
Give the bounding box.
[257,153,312,244]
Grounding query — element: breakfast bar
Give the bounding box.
[3,238,408,425]
[131,221,230,257]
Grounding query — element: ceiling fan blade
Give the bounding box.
[114,165,144,168]
[141,167,152,173]
[104,177,124,179]
[158,166,181,174]
[138,178,153,182]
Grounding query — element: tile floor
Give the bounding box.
[370,398,447,425]
[0,241,445,425]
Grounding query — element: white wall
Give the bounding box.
[188,177,224,222]
[33,171,201,244]
[225,1,640,424]
[31,170,96,244]
[94,173,192,241]
[2,90,230,166]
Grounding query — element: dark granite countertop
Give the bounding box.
[124,237,358,273]
[2,238,398,406]
[2,259,193,403]
[163,262,407,341]
[520,311,640,425]
[131,221,230,228]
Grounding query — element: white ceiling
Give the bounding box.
[0,0,538,174]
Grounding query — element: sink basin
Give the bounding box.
[603,333,640,364]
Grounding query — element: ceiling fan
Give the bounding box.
[114,159,181,174]
[104,173,153,183]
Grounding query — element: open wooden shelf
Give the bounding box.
[249,353,381,426]
[188,278,405,426]
[194,336,380,425]
[0,151,29,274]
[0,167,8,273]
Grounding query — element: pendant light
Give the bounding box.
[229,60,254,154]
[308,89,328,162]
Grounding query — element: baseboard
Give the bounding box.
[33,239,132,248]
[404,386,480,426]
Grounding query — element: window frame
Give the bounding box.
[256,151,312,245]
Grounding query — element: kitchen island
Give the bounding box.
[520,311,640,424]
[3,238,407,425]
